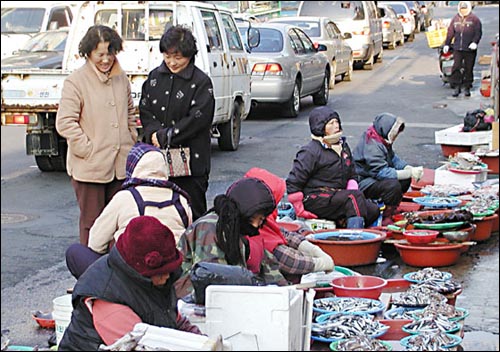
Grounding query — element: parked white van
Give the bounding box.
[1,1,75,59]
[1,1,257,171]
[298,1,383,70]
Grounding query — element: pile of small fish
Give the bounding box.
[334,335,391,351]
[463,195,499,215]
[385,308,416,320]
[405,209,473,224]
[403,315,459,334]
[403,331,459,351]
[420,184,472,197]
[412,301,466,321]
[416,280,462,294]
[314,297,383,314]
[392,285,447,307]
[311,313,388,340]
[407,268,451,282]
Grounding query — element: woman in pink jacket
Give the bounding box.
[56,25,138,245]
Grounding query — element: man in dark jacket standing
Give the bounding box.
[443,1,482,97]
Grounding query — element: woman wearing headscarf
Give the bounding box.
[175,177,288,298]
[352,113,424,225]
[65,142,192,279]
[286,106,380,229]
[244,167,333,283]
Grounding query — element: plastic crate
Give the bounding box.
[426,28,447,48]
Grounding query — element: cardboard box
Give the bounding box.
[493,122,499,150]
[434,164,488,186]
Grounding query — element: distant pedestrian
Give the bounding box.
[443,1,482,97]
[56,25,138,245]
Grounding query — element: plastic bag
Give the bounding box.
[190,262,261,305]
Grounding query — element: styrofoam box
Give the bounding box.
[435,124,492,146]
[205,285,304,351]
[434,164,488,186]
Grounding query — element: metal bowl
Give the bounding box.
[442,231,469,242]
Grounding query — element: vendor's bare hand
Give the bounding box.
[152,132,160,148]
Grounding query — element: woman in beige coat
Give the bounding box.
[65,142,193,279]
[56,25,138,245]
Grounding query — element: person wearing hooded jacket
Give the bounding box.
[286,106,380,229]
[175,177,288,299]
[59,216,201,351]
[65,142,192,279]
[244,167,334,283]
[443,1,482,97]
[353,113,424,225]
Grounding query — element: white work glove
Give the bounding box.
[468,42,477,50]
[298,241,334,271]
[442,45,449,54]
[411,166,424,181]
[397,166,412,180]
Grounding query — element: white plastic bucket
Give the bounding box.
[52,294,73,345]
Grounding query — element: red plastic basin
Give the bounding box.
[330,275,387,299]
[403,229,439,244]
[395,242,464,267]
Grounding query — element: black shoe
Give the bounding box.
[452,87,461,97]
[464,88,471,97]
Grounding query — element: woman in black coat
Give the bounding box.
[140,25,215,220]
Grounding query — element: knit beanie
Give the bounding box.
[116,216,183,277]
[309,106,342,137]
[226,177,276,219]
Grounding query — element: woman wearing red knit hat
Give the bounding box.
[59,216,201,351]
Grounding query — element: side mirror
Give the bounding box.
[343,32,352,40]
[247,27,260,49]
[316,43,327,51]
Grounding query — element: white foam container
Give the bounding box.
[435,124,492,147]
[205,285,306,351]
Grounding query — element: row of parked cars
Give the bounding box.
[2,1,432,119]
[238,1,432,117]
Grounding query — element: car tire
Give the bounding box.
[283,81,301,117]
[313,70,329,106]
[343,56,353,82]
[35,156,55,172]
[399,33,405,46]
[218,100,242,151]
[329,60,337,89]
[363,52,374,70]
[375,46,383,63]
[389,36,397,50]
[52,141,67,172]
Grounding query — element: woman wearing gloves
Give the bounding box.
[286,106,380,229]
[442,1,482,97]
[353,113,423,225]
[244,167,333,283]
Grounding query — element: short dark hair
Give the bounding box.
[79,25,123,58]
[159,25,198,60]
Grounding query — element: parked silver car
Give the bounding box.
[241,22,330,117]
[269,16,353,89]
[380,1,416,42]
[378,4,405,49]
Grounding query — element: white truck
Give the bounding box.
[1,1,256,171]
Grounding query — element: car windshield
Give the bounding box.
[273,20,320,37]
[1,7,45,34]
[299,1,365,21]
[19,31,67,53]
[384,3,407,15]
[251,28,283,53]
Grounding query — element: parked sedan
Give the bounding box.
[380,1,416,42]
[1,28,68,69]
[378,4,405,49]
[242,22,330,117]
[269,16,353,89]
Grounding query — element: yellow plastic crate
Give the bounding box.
[426,28,448,49]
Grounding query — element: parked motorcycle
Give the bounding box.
[438,46,454,86]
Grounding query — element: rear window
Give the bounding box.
[1,8,45,33]
[273,20,320,37]
[299,1,365,21]
[252,28,283,53]
[384,3,407,15]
